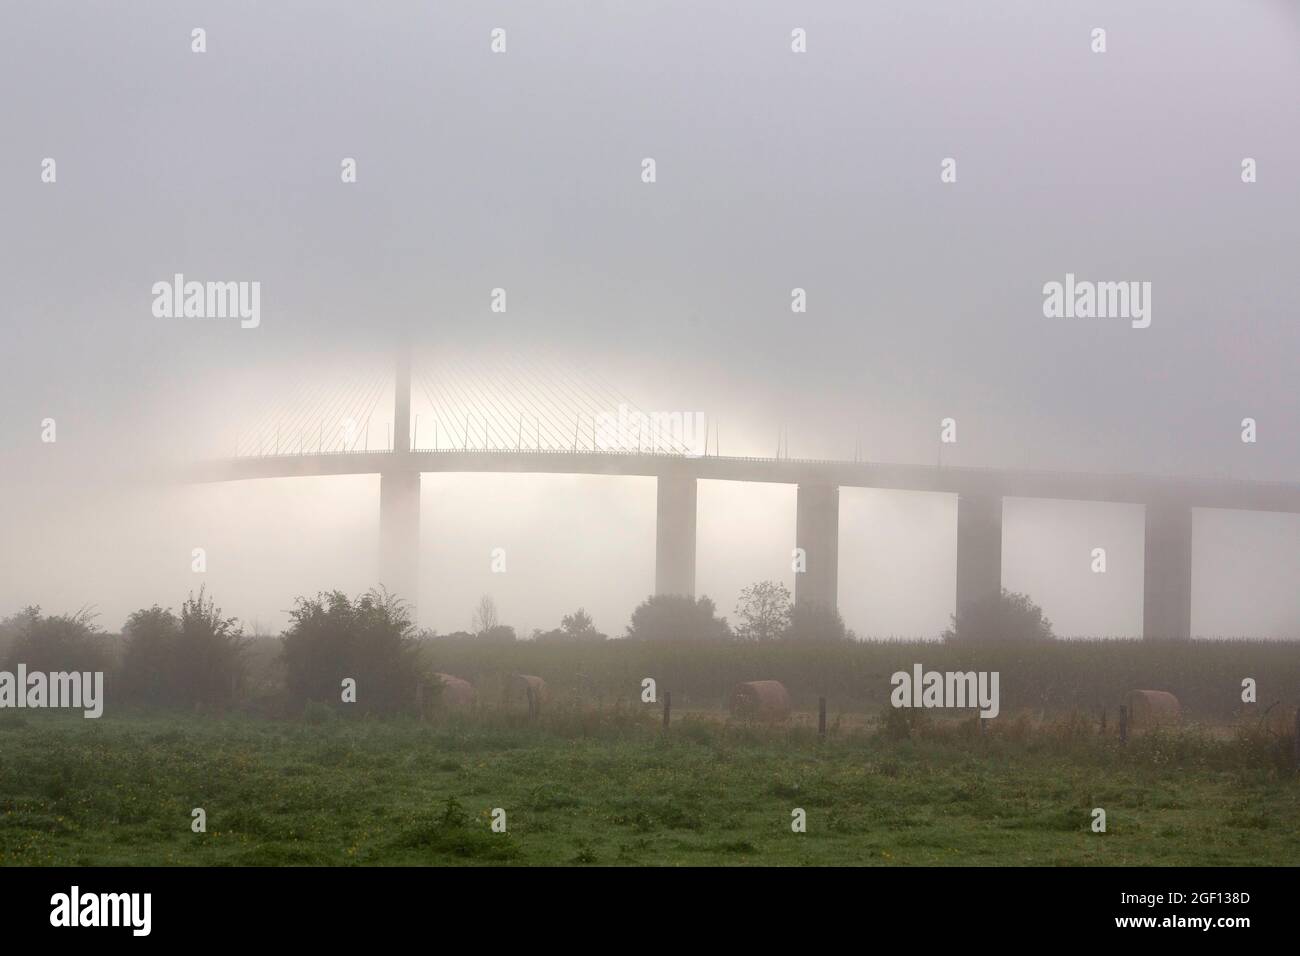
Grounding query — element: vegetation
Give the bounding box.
[626,594,731,643]
[282,589,419,714]
[174,588,249,709]
[0,710,1294,866]
[472,595,499,634]
[946,589,1055,643]
[788,599,852,643]
[2,585,1297,867]
[410,631,1300,721]
[734,581,791,642]
[732,582,852,642]
[120,606,183,706]
[534,608,607,644]
[468,594,517,644]
[2,606,108,675]
[6,585,1298,721]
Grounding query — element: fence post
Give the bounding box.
[1294,707,1300,772]
[1119,705,1128,744]
[662,691,671,730]
[526,685,536,721]
[818,697,827,739]
[1100,708,1107,736]
[415,681,424,721]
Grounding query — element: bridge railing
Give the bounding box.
[222,446,1300,491]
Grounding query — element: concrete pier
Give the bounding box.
[795,483,839,610]
[654,475,697,597]
[955,494,1003,623]
[379,470,420,606]
[1143,502,1193,640]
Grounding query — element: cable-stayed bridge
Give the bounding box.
[228,350,704,459]
[188,348,1300,638]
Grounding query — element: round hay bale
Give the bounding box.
[729,680,791,721]
[504,674,549,709]
[430,673,475,712]
[1125,690,1181,730]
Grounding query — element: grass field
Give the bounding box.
[1,709,1297,866]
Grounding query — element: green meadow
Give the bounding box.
[1,708,1296,866]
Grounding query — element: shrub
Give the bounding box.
[534,608,606,644]
[282,588,422,714]
[3,606,108,674]
[560,608,605,642]
[734,581,791,642]
[786,599,849,642]
[626,594,731,643]
[174,588,248,708]
[944,588,1054,643]
[119,605,183,705]
[477,624,518,645]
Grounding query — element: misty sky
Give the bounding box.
[2,1,1298,639]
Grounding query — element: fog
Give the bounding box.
[2,1,1298,638]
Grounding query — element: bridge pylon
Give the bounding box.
[654,475,697,597]
[795,483,839,613]
[955,494,1003,628]
[379,341,419,610]
[394,342,411,453]
[1142,502,1193,640]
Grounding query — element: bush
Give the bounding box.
[734,581,791,642]
[477,624,518,645]
[626,594,731,643]
[282,588,423,714]
[174,588,248,708]
[120,606,183,706]
[787,599,850,642]
[535,608,606,644]
[3,606,108,674]
[945,588,1054,643]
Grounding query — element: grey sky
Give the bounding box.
[2,1,1297,638]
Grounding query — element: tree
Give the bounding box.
[561,608,605,641]
[174,587,248,707]
[625,594,731,643]
[348,589,422,705]
[477,624,518,644]
[535,608,606,644]
[3,605,108,673]
[786,599,850,642]
[120,605,183,705]
[0,607,40,660]
[944,588,1054,643]
[472,595,499,635]
[734,581,792,641]
[282,588,422,713]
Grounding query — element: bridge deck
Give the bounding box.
[184,450,1300,513]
